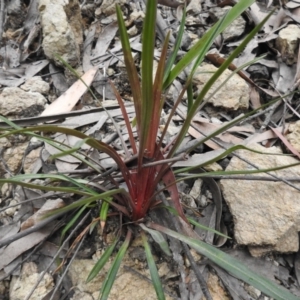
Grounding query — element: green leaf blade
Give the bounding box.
[86,238,119,283]
[100,230,132,299]
[141,232,165,300]
[139,0,157,161]
[140,224,171,256]
[151,224,298,300]
[116,5,142,126]
[163,0,255,89]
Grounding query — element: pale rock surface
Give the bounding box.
[0,197,20,218]
[203,162,222,172]
[68,257,173,300]
[202,273,230,300]
[39,0,83,67]
[99,0,127,16]
[20,76,50,94]
[187,0,202,14]
[0,87,46,118]
[286,120,300,152]
[193,63,250,110]
[71,291,94,300]
[0,280,8,298]
[189,179,203,203]
[276,24,300,65]
[220,144,300,255]
[10,262,54,300]
[211,6,246,41]
[23,147,42,174]
[2,142,28,174]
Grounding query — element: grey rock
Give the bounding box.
[276,24,300,65]
[99,0,127,16]
[0,87,46,118]
[211,6,246,41]
[287,120,300,153]
[220,144,300,255]
[38,0,83,67]
[192,63,250,110]
[187,0,202,15]
[68,258,173,299]
[10,262,54,300]
[20,76,50,95]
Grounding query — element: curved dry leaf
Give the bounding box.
[270,126,300,159]
[21,199,65,231]
[41,67,98,116]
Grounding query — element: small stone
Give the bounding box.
[0,88,46,118]
[286,121,300,153]
[70,291,93,300]
[193,63,250,110]
[189,179,203,200]
[199,195,207,207]
[1,182,12,198]
[205,273,231,300]
[211,6,246,41]
[4,198,20,217]
[68,259,173,299]
[244,284,261,299]
[23,147,42,174]
[20,76,50,94]
[190,248,201,262]
[100,0,127,16]
[2,142,28,173]
[276,24,300,65]
[127,25,138,36]
[125,10,145,27]
[220,143,300,254]
[158,262,170,277]
[10,262,54,300]
[187,0,202,14]
[39,0,83,67]
[203,162,222,172]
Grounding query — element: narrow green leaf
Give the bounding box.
[168,9,273,157]
[61,204,88,243]
[203,55,266,106]
[99,197,112,233]
[141,232,165,300]
[43,189,129,218]
[50,138,90,159]
[100,230,132,299]
[177,161,300,179]
[0,116,112,173]
[86,238,119,283]
[0,123,136,206]
[161,206,229,239]
[116,5,142,128]
[187,82,193,113]
[193,10,274,113]
[100,198,111,222]
[148,31,170,156]
[140,224,171,256]
[150,224,298,300]
[139,0,157,161]
[0,178,89,196]
[175,144,300,174]
[163,0,255,89]
[163,5,186,83]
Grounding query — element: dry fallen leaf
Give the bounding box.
[21,199,65,231]
[41,67,98,116]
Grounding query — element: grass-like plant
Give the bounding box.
[1,1,299,299]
